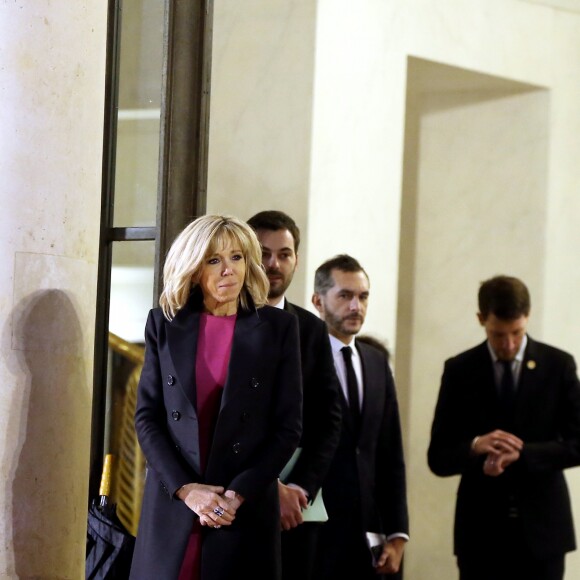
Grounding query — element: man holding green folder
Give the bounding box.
[248,211,342,580]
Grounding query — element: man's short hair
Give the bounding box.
[247,210,301,253]
[478,275,531,320]
[314,254,369,295]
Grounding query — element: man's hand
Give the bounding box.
[176,483,235,528]
[471,430,523,456]
[375,537,406,575]
[278,481,308,530]
[483,449,520,477]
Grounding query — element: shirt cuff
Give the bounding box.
[386,532,409,542]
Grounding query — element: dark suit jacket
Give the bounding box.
[321,339,409,540]
[130,294,302,580]
[428,337,580,560]
[282,301,342,499]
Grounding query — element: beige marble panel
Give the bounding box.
[12,253,97,358]
[0,256,97,579]
[0,0,106,576]
[207,0,318,305]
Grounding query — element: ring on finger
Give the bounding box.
[214,506,225,517]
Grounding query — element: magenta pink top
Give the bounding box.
[178,312,236,580]
[195,312,236,469]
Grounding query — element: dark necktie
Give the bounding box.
[499,360,516,427]
[341,346,361,434]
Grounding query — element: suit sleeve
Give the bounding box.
[227,314,303,501]
[376,358,409,536]
[428,359,482,477]
[519,353,580,472]
[284,323,342,499]
[134,310,199,497]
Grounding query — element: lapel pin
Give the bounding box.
[526,360,536,370]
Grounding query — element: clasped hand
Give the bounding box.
[471,429,524,477]
[177,483,244,528]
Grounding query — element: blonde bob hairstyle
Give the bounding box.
[159,215,269,320]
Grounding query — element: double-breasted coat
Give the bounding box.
[130,293,303,580]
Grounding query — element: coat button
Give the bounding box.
[232,442,241,454]
[250,377,260,388]
[171,410,181,421]
[241,411,249,423]
[167,375,175,386]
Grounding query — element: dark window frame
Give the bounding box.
[89,0,213,499]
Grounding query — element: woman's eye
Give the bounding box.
[232,254,243,261]
[208,257,220,265]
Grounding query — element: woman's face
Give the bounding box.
[198,240,246,311]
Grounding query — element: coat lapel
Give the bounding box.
[475,341,497,396]
[358,344,375,444]
[354,341,377,443]
[515,336,541,423]
[219,306,263,411]
[473,342,502,426]
[165,295,201,409]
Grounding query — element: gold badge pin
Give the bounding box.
[527,360,536,370]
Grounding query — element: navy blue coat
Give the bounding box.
[130,295,302,580]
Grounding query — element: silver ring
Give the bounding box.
[214,506,224,517]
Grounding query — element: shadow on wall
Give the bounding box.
[3,290,90,578]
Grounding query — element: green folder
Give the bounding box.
[280,448,329,522]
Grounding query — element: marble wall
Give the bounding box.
[207,0,318,305]
[0,1,107,577]
[208,0,580,578]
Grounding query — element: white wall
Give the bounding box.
[208,0,318,305]
[208,1,580,578]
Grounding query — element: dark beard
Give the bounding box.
[266,268,291,299]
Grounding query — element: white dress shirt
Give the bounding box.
[328,334,363,411]
[487,334,528,389]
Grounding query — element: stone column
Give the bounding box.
[0,1,107,576]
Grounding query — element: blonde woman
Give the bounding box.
[130,215,302,580]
